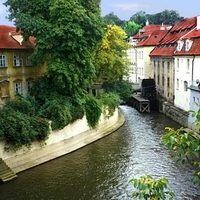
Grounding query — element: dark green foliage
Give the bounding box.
[97,93,120,117]
[162,106,200,187]
[84,95,102,129]
[103,12,126,28]
[6,94,39,116]
[5,0,105,99]
[70,103,85,123]
[39,99,72,130]
[0,106,50,150]
[102,80,132,101]
[130,10,184,26]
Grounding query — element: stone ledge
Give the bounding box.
[2,109,125,174]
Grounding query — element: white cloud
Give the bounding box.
[114,3,149,12]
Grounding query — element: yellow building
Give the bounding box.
[0,25,46,105]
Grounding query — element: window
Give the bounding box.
[185,39,192,51]
[157,75,160,85]
[26,55,32,66]
[167,77,170,87]
[185,41,190,51]
[0,55,6,68]
[167,62,170,73]
[13,54,22,67]
[177,40,183,51]
[184,81,188,91]
[15,82,22,94]
[162,76,164,86]
[27,79,33,93]
[187,59,190,71]
[177,59,179,70]
[176,79,179,89]
[162,61,164,74]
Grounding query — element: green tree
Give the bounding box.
[161,105,200,187]
[102,80,132,101]
[129,175,175,200]
[103,12,126,28]
[124,21,142,37]
[93,24,129,83]
[4,0,105,100]
[130,11,147,26]
[147,10,184,25]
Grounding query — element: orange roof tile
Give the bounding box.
[0,25,35,49]
[150,17,197,57]
[137,29,169,46]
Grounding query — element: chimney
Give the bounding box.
[197,15,200,30]
[160,23,165,30]
[146,20,149,26]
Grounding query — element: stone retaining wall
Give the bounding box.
[0,109,125,174]
[158,100,188,127]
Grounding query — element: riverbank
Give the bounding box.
[0,108,125,174]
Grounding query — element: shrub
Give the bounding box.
[129,175,175,200]
[0,107,50,150]
[97,92,120,117]
[102,79,132,101]
[4,94,39,116]
[39,99,72,130]
[84,95,102,128]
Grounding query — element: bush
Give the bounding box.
[70,103,85,123]
[129,175,175,200]
[0,107,50,150]
[39,99,72,130]
[102,80,132,101]
[4,94,39,116]
[97,92,120,117]
[84,95,102,128]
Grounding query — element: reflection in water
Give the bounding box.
[0,105,200,200]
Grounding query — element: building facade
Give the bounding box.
[0,25,46,106]
[150,17,197,103]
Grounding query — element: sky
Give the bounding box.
[0,0,200,26]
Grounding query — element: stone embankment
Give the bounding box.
[0,108,125,180]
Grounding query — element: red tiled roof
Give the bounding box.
[133,24,171,39]
[150,17,197,57]
[137,29,169,46]
[182,28,200,39]
[150,44,176,57]
[0,25,35,49]
[174,37,200,56]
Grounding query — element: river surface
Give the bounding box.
[0,105,200,200]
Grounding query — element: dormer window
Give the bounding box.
[176,40,183,51]
[185,39,192,51]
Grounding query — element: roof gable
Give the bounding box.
[0,25,35,50]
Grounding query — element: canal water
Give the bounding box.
[0,105,200,200]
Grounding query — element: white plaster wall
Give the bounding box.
[188,90,200,132]
[0,109,125,173]
[174,57,191,111]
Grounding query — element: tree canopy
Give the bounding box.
[124,21,142,37]
[93,24,129,83]
[4,0,105,100]
[102,12,126,28]
[146,10,184,25]
[129,11,147,26]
